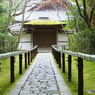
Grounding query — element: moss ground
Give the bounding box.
[1,53,95,95]
[56,54,95,95]
[0,55,33,95]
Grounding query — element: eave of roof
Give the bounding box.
[24,20,66,25]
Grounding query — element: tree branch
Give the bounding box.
[83,0,91,28]
[89,1,95,22]
[75,0,85,20]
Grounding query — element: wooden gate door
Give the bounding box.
[33,29,56,48]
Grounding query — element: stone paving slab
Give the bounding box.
[8,53,72,95]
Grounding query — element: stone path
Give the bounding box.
[8,53,72,95]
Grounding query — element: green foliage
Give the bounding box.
[66,5,86,32]
[68,29,95,54]
[0,16,7,32]
[0,3,9,32]
[0,1,16,33]
[87,0,95,6]
[0,33,17,53]
[64,21,70,30]
[0,5,6,14]
[71,0,82,5]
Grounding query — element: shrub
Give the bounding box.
[0,33,17,53]
[68,29,95,54]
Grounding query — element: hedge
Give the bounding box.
[68,30,95,54]
[0,33,17,53]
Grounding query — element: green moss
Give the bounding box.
[25,20,66,25]
[0,55,33,95]
[56,54,95,95]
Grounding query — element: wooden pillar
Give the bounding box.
[68,55,72,82]
[31,51,33,61]
[55,50,58,63]
[10,56,15,83]
[25,53,27,69]
[28,52,30,65]
[57,52,61,68]
[19,54,22,74]
[78,57,83,95]
[62,53,65,73]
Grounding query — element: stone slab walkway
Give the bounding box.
[8,53,72,95]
